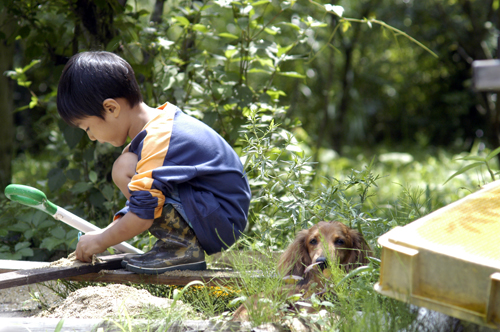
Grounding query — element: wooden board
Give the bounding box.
[0,254,125,290]
[66,268,244,287]
[0,260,50,273]
[0,251,271,289]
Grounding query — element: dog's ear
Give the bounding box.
[278,229,311,277]
[344,229,372,272]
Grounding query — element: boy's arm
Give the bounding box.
[75,212,153,262]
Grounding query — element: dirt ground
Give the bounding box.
[0,282,195,320]
[0,283,56,317]
[0,254,196,320]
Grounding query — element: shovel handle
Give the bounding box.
[4,184,57,215]
[5,184,144,254]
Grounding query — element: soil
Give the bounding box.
[38,283,194,319]
[0,282,60,317]
[45,251,102,268]
[1,252,196,320]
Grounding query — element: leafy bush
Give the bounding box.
[2,2,497,330]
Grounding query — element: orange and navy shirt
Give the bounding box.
[116,102,251,255]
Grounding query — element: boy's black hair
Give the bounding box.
[57,51,142,126]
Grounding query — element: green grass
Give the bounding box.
[15,145,500,331]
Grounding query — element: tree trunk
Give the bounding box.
[151,0,166,23]
[0,10,15,189]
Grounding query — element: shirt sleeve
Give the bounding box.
[126,108,175,220]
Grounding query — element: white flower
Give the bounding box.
[324,4,344,17]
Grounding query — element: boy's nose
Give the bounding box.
[87,132,96,141]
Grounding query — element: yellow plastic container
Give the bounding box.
[374,180,500,329]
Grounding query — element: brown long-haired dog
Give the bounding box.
[232,221,373,321]
[278,221,373,288]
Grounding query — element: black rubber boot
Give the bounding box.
[121,239,162,268]
[124,205,206,274]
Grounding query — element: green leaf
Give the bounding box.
[174,16,190,27]
[106,35,122,52]
[192,24,209,33]
[102,184,115,201]
[264,27,277,35]
[319,301,335,307]
[228,296,247,307]
[38,220,56,229]
[54,319,65,332]
[486,146,500,161]
[71,182,94,194]
[18,25,31,39]
[278,44,294,57]
[52,227,66,239]
[338,265,373,286]
[66,229,79,241]
[66,168,81,181]
[29,95,38,108]
[266,90,286,100]
[280,22,301,31]
[443,161,484,185]
[367,256,381,266]
[48,168,66,192]
[17,247,34,257]
[89,171,98,183]
[40,237,65,251]
[459,155,485,162]
[224,48,238,59]
[235,85,253,108]
[24,229,34,240]
[219,32,239,39]
[8,222,30,232]
[252,0,270,5]
[277,71,305,78]
[32,210,47,226]
[0,252,22,260]
[83,146,95,161]
[342,20,351,32]
[15,242,31,251]
[22,59,41,72]
[248,68,272,74]
[280,0,296,9]
[62,125,84,149]
[90,191,105,208]
[295,301,312,307]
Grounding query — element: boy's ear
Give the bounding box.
[102,98,121,118]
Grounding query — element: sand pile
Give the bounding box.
[46,251,102,268]
[38,284,194,319]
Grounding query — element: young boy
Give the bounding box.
[57,51,251,274]
[112,148,137,201]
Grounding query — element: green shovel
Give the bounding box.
[5,184,143,254]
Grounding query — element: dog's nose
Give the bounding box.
[315,256,328,270]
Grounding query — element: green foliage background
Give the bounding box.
[2,1,500,329]
[0,0,498,268]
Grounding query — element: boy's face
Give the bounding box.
[75,113,127,147]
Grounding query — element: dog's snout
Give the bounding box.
[315,256,328,270]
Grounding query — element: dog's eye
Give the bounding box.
[309,238,318,245]
[334,238,345,246]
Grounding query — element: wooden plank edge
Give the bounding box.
[65,269,244,287]
[0,260,51,274]
[0,254,126,290]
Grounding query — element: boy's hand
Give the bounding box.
[75,231,107,263]
[75,212,153,263]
